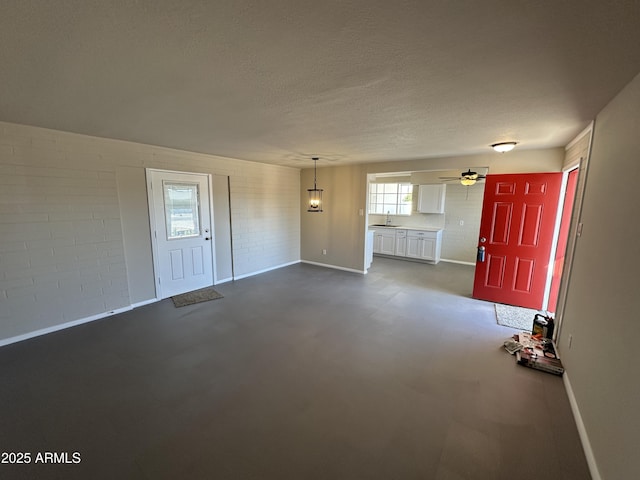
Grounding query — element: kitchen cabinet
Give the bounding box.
[406,230,442,263]
[395,229,407,256]
[373,228,396,255]
[417,184,446,214]
[370,227,442,264]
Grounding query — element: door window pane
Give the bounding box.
[163,182,201,240]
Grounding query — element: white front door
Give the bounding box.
[148,170,214,299]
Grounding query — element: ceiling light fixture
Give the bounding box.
[460,177,477,186]
[307,157,323,213]
[491,141,518,153]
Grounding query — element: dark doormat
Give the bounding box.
[172,286,224,307]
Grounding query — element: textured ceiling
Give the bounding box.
[1,1,639,168]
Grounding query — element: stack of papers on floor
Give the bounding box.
[514,332,564,376]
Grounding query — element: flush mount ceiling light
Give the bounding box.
[307,157,323,213]
[491,142,518,153]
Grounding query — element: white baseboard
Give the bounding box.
[0,305,133,348]
[301,260,366,275]
[233,260,300,280]
[0,261,306,348]
[214,276,233,284]
[563,372,601,480]
[131,298,159,309]
[440,258,476,266]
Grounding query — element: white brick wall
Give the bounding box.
[0,121,300,343]
[0,125,129,339]
[230,165,300,276]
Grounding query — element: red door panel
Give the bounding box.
[473,173,563,309]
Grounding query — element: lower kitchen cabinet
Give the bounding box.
[395,229,407,256]
[370,227,442,264]
[373,229,396,255]
[406,232,438,261]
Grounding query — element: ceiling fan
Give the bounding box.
[439,169,487,186]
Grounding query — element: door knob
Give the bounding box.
[479,236,487,243]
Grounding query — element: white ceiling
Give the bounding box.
[1,1,639,168]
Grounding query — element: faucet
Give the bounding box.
[385,211,392,226]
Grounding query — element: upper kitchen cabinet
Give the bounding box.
[417,184,446,214]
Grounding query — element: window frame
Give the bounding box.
[368,182,413,216]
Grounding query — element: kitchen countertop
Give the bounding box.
[368,225,443,232]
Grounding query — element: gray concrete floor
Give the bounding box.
[0,258,590,479]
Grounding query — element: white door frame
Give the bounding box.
[146,168,217,299]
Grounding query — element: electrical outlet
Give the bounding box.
[459,220,464,226]
[568,334,573,349]
[322,249,327,255]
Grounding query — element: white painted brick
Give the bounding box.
[0,133,31,148]
[30,250,75,268]
[81,281,104,297]
[103,294,130,312]
[2,264,58,281]
[5,279,59,298]
[0,241,27,253]
[0,251,31,268]
[26,237,74,250]
[0,212,50,224]
[33,269,79,285]
[0,276,34,291]
[0,194,49,208]
[12,145,65,163]
[0,144,14,160]
[0,164,16,175]
[48,211,94,222]
[62,297,107,321]
[1,121,299,341]
[74,232,107,244]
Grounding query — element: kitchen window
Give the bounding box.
[369,183,413,215]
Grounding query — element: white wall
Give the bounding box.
[441,183,484,263]
[557,73,640,480]
[0,122,300,343]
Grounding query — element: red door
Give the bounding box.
[472,173,563,309]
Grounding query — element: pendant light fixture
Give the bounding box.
[307,157,323,212]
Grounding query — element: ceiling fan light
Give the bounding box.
[491,142,518,153]
[460,177,477,186]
